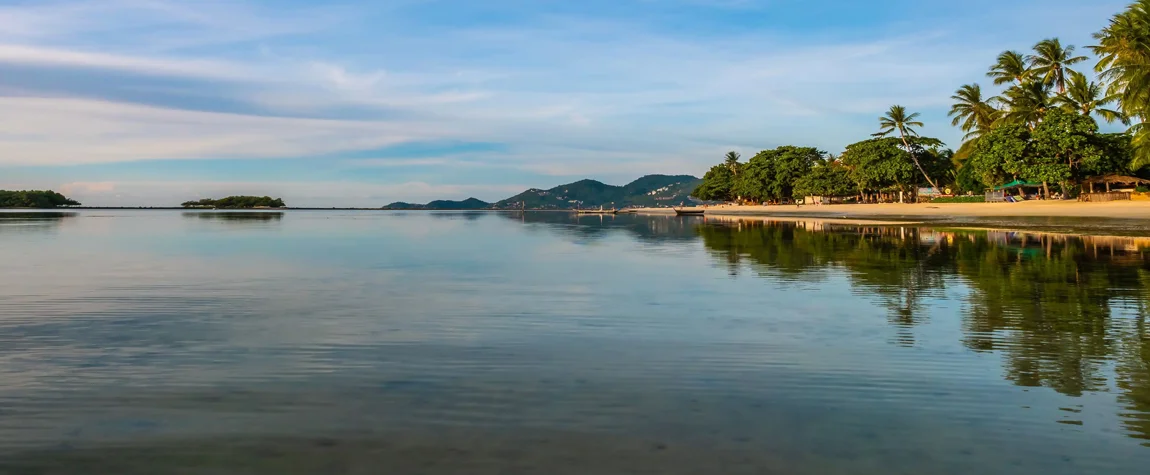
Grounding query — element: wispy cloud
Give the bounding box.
[0,0,1127,205]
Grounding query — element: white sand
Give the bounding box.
[640,200,1150,220]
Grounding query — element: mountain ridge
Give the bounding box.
[382,174,701,210]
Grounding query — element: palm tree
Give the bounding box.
[1027,38,1088,94]
[987,51,1030,85]
[724,151,741,175]
[999,80,1054,128]
[1092,0,1150,169]
[1053,71,1127,123]
[874,105,939,193]
[948,84,1001,139]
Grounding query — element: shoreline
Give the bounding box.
[637,201,1150,237]
[637,200,1150,220]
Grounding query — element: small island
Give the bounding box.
[181,196,286,209]
[0,190,81,208]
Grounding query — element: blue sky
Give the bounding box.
[0,0,1129,206]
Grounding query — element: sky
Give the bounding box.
[0,0,1130,207]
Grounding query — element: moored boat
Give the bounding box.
[673,207,705,216]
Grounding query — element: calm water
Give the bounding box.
[0,210,1148,474]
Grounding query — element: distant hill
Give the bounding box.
[494,174,700,209]
[383,197,490,210]
[383,175,701,210]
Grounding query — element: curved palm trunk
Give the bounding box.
[898,131,939,194]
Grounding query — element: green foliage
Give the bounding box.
[874,105,942,191]
[731,146,822,203]
[0,190,81,208]
[999,80,1054,127]
[840,137,918,193]
[794,160,855,198]
[1054,70,1127,123]
[1091,0,1150,169]
[953,163,987,194]
[723,151,741,173]
[1029,109,1105,185]
[987,50,1030,85]
[969,123,1031,186]
[1026,38,1088,93]
[182,196,286,209]
[692,166,735,202]
[1093,132,1135,175]
[930,195,986,203]
[949,84,1001,140]
[968,110,1122,191]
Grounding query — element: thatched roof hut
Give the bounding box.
[1083,174,1150,192]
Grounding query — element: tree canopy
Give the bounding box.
[0,190,81,208]
[731,146,823,203]
[692,165,736,201]
[686,2,1150,202]
[181,196,286,209]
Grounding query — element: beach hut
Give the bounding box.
[986,179,1043,202]
[1080,174,1150,202]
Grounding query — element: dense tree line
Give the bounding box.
[181,196,286,209]
[0,190,81,208]
[694,1,1150,203]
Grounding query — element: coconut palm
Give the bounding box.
[1053,71,1127,123]
[999,80,1054,128]
[1027,38,1088,94]
[987,51,1030,85]
[1092,0,1150,169]
[873,105,939,193]
[948,84,1001,139]
[724,151,741,174]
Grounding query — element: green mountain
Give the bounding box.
[383,197,491,210]
[494,174,700,209]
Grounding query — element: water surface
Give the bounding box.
[0,210,1147,474]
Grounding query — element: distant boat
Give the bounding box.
[673,207,705,216]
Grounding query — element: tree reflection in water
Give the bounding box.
[696,218,1150,443]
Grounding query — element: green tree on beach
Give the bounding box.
[841,137,918,201]
[1054,70,1127,123]
[988,50,1031,86]
[949,84,1001,140]
[724,151,741,175]
[793,158,854,199]
[691,1,1150,203]
[949,84,1002,161]
[1093,0,1150,169]
[1027,38,1088,94]
[999,80,1054,129]
[692,165,736,201]
[874,105,940,193]
[731,146,821,203]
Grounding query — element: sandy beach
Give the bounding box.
[641,200,1150,220]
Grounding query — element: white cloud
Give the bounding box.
[0,97,455,166]
[0,0,1130,206]
[0,44,258,80]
